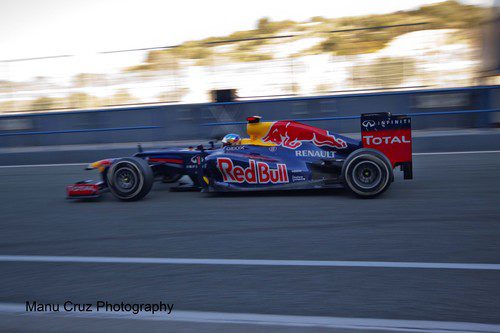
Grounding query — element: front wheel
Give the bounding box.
[342,149,393,198]
[108,157,154,201]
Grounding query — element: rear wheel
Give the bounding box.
[342,149,393,198]
[108,157,154,201]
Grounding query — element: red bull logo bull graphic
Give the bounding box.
[262,121,347,149]
[217,158,289,184]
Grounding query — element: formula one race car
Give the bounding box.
[67,112,412,201]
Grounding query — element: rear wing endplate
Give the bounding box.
[361,112,413,179]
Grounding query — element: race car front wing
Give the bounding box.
[66,180,108,199]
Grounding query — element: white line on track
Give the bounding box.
[0,150,499,168]
[0,302,499,332]
[1,255,499,270]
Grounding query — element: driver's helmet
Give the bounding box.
[222,133,241,146]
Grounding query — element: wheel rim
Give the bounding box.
[113,167,137,193]
[352,160,382,190]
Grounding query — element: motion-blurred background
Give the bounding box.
[0,0,498,110]
[0,0,499,159]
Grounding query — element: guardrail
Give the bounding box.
[1,109,497,136]
[0,85,498,148]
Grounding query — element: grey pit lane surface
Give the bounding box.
[0,153,499,326]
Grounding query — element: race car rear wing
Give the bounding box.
[361,112,412,179]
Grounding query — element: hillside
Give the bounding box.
[127,0,488,72]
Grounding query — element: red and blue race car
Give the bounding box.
[67,112,412,201]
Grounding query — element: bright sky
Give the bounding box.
[0,0,492,60]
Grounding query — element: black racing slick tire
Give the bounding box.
[108,157,154,201]
[341,149,393,198]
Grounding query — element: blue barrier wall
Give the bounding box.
[0,85,498,148]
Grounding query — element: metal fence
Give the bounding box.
[0,23,481,113]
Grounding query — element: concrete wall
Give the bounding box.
[0,86,498,148]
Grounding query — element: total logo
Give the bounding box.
[363,135,411,145]
[217,158,289,184]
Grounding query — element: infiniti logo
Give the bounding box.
[190,155,204,164]
[362,120,375,128]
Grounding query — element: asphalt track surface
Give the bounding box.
[0,152,499,332]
